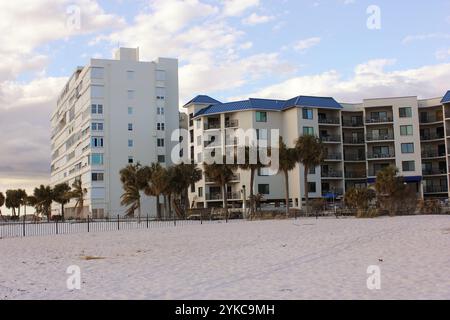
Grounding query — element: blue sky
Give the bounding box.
[0,0,450,197]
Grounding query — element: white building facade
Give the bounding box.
[50,48,178,218]
[183,92,450,209]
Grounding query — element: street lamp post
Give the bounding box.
[241,185,246,219]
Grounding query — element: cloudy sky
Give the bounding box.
[1,0,450,199]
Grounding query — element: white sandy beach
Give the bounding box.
[0,215,449,300]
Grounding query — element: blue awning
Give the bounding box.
[367,176,422,184]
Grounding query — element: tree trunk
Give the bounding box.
[249,169,255,218]
[168,194,172,218]
[222,183,229,221]
[137,199,141,223]
[284,170,290,217]
[156,195,161,220]
[304,166,309,215]
[184,188,189,218]
[61,203,65,221]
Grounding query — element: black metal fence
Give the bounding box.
[0,215,240,240]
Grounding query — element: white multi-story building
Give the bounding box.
[50,48,178,218]
[182,91,450,209]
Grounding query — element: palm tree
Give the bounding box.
[70,178,87,219]
[119,163,150,221]
[238,145,268,218]
[203,157,237,219]
[17,189,27,217]
[53,183,71,220]
[278,137,298,217]
[145,163,168,220]
[0,192,5,220]
[295,135,326,212]
[5,190,21,218]
[33,185,53,220]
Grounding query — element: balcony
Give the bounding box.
[205,191,242,201]
[344,154,366,162]
[320,135,341,143]
[420,133,445,141]
[225,119,239,128]
[365,117,393,124]
[321,171,343,178]
[367,152,395,160]
[204,122,221,130]
[422,169,447,176]
[345,172,367,179]
[421,151,446,158]
[205,174,240,184]
[342,120,364,127]
[324,153,343,161]
[322,189,344,197]
[420,115,443,124]
[318,118,340,125]
[343,137,365,145]
[366,134,394,142]
[423,185,448,194]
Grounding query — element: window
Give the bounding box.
[191,183,195,193]
[402,161,415,172]
[127,70,134,80]
[92,172,104,181]
[308,182,316,193]
[303,127,314,136]
[157,123,165,131]
[91,122,103,131]
[91,85,104,98]
[91,153,103,165]
[156,70,166,81]
[128,139,133,147]
[196,119,201,129]
[128,123,133,131]
[400,125,413,136]
[303,108,313,120]
[157,138,165,147]
[128,90,135,99]
[91,104,97,114]
[157,107,165,115]
[198,187,203,197]
[128,107,133,115]
[256,111,267,122]
[97,105,103,114]
[399,107,412,118]
[156,87,165,100]
[91,137,104,148]
[309,167,316,174]
[92,104,103,114]
[401,143,414,154]
[371,111,388,121]
[258,184,270,195]
[91,67,104,79]
[128,156,134,164]
[158,155,165,163]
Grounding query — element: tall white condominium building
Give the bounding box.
[183,91,450,209]
[51,48,178,218]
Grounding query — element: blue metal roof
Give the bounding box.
[441,91,450,104]
[183,95,221,107]
[284,96,342,109]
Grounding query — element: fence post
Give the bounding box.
[56,219,58,235]
[117,214,120,230]
[23,215,26,237]
[87,215,90,233]
[146,214,149,229]
[200,213,203,225]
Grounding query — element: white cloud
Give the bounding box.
[242,13,275,25]
[436,49,450,60]
[294,37,321,52]
[402,33,450,44]
[223,0,260,17]
[240,60,450,102]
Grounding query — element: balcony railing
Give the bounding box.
[225,119,239,128]
[320,135,341,143]
[342,120,364,127]
[321,171,343,178]
[324,153,343,160]
[422,169,447,176]
[343,137,365,144]
[365,117,393,124]
[205,191,242,201]
[322,189,344,196]
[367,152,395,160]
[423,185,448,193]
[345,172,367,179]
[344,154,366,161]
[366,134,394,141]
[204,122,221,130]
[420,133,445,141]
[420,115,443,123]
[318,118,340,125]
[421,151,446,158]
